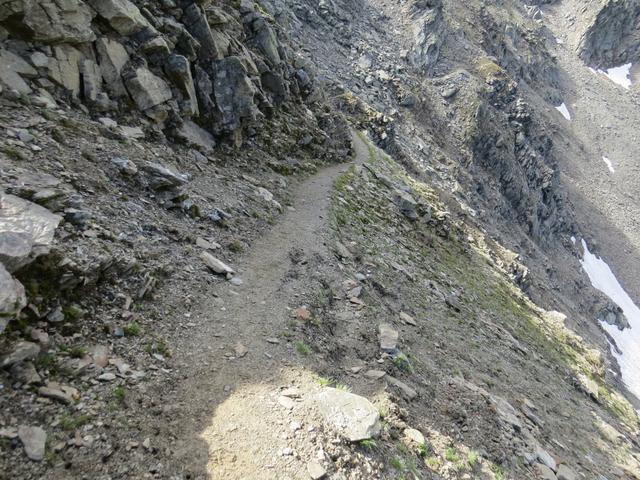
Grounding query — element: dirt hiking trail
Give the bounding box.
[144,132,369,479]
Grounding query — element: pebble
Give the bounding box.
[97,373,116,381]
[307,460,327,479]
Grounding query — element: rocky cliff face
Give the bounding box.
[577,0,640,67]
[0,0,320,146]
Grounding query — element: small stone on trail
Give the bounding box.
[98,373,116,381]
[399,311,417,326]
[234,343,248,358]
[18,426,46,461]
[266,337,280,344]
[307,460,327,479]
[404,428,425,445]
[229,277,243,286]
[557,465,577,480]
[278,395,296,410]
[281,387,301,398]
[201,251,234,275]
[196,237,220,250]
[294,307,311,321]
[364,369,386,380]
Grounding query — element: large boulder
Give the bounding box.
[0,0,94,44]
[213,56,260,133]
[95,37,129,98]
[86,0,154,36]
[182,3,226,61]
[312,388,381,442]
[0,194,61,273]
[47,45,83,96]
[123,66,172,111]
[0,48,37,94]
[165,54,198,117]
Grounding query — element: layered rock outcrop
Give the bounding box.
[0,0,318,144]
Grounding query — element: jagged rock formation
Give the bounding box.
[577,0,640,67]
[0,0,318,145]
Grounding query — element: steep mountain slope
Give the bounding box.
[1,0,640,479]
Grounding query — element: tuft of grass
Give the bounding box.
[468,450,479,468]
[113,386,126,404]
[426,455,441,470]
[228,239,244,253]
[491,464,504,480]
[68,346,87,359]
[314,375,332,386]
[295,341,310,356]
[359,439,378,450]
[393,352,414,373]
[59,414,89,431]
[444,447,459,462]
[390,457,405,472]
[417,443,429,458]
[34,353,56,370]
[335,383,351,392]
[123,322,142,337]
[145,339,171,357]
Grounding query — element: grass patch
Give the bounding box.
[334,383,351,392]
[444,446,459,462]
[393,352,414,373]
[123,322,142,337]
[467,450,479,468]
[295,341,310,356]
[59,414,89,431]
[359,439,378,450]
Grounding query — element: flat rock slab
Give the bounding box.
[557,464,577,480]
[313,387,380,442]
[0,194,62,272]
[18,426,46,461]
[201,251,234,275]
[1,341,40,369]
[378,323,398,353]
[386,375,418,400]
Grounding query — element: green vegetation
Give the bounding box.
[359,439,378,450]
[229,239,244,253]
[295,341,310,356]
[123,322,142,337]
[444,446,459,463]
[393,352,414,373]
[145,339,171,357]
[59,413,89,431]
[312,375,332,386]
[467,450,479,468]
[113,386,126,404]
[417,443,429,458]
[390,456,405,472]
[334,383,351,392]
[491,464,504,480]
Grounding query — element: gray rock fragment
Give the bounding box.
[313,387,381,442]
[1,342,40,369]
[18,426,46,461]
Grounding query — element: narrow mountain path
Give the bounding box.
[151,132,370,479]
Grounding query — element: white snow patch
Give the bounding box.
[580,239,640,399]
[570,236,576,244]
[555,103,572,121]
[602,156,615,173]
[593,63,633,89]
